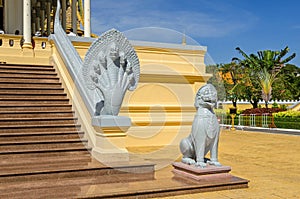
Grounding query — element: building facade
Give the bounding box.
[0,0,211,149]
[0,0,90,48]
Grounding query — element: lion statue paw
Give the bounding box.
[207,160,222,167]
[181,157,196,165]
[195,161,207,168]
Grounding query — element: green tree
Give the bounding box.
[218,62,244,108]
[273,64,300,100]
[206,64,226,101]
[207,62,248,108]
[258,67,276,108]
[232,50,261,108]
[233,46,296,108]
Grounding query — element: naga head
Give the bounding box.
[83,29,140,116]
[195,84,218,109]
[108,42,120,61]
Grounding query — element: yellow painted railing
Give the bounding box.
[0,34,51,65]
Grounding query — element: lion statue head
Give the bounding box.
[194,84,217,109]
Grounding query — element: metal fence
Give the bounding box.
[218,114,273,128]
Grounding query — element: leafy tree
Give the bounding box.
[231,51,261,108]
[273,64,300,100]
[218,62,245,108]
[207,62,246,108]
[233,46,296,108]
[206,64,226,101]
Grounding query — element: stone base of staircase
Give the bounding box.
[0,162,249,199]
[78,165,248,199]
[0,158,156,199]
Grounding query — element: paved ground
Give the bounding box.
[155,129,300,199]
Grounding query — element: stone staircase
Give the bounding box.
[0,63,249,198]
[0,63,154,198]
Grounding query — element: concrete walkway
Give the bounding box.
[158,129,300,198]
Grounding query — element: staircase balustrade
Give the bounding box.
[48,0,94,115]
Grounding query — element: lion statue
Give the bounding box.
[179,84,221,168]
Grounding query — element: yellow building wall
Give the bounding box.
[221,103,254,112]
[119,43,210,147]
[291,103,300,111]
[0,35,211,148]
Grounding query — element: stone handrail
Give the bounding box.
[48,0,94,115]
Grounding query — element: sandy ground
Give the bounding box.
[157,129,300,199]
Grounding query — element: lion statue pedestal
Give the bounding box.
[179,84,221,168]
[173,84,239,182]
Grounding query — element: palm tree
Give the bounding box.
[258,67,276,108]
[233,46,296,108]
[257,47,296,72]
[232,50,261,108]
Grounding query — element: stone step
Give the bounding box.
[0,130,84,136]
[0,104,73,111]
[0,142,89,154]
[0,93,67,97]
[0,87,65,94]
[0,133,84,144]
[0,150,91,162]
[0,73,58,79]
[0,111,75,118]
[0,77,60,84]
[0,159,92,177]
[0,184,87,199]
[0,98,70,105]
[0,82,62,88]
[0,96,68,101]
[0,154,92,172]
[0,64,54,71]
[0,138,87,154]
[0,65,55,73]
[0,161,154,185]
[0,117,78,126]
[0,124,81,133]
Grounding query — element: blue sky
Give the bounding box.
[90,0,300,66]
